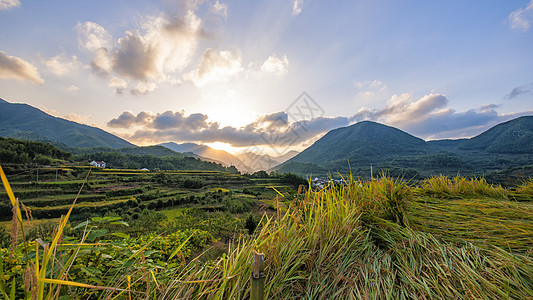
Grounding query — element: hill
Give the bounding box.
[291,121,425,165]
[458,116,533,153]
[277,116,533,179]
[0,98,134,149]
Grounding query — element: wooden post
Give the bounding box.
[251,250,265,300]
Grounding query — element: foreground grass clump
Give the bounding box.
[155,175,533,299]
[2,168,533,299]
[416,174,507,198]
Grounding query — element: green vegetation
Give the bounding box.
[0,137,72,165]
[1,162,532,298]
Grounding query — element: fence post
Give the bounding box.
[251,250,265,300]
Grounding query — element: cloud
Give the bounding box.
[349,93,533,139]
[0,51,44,84]
[505,83,533,99]
[183,48,242,86]
[77,9,206,94]
[210,0,227,18]
[509,0,533,31]
[107,111,153,128]
[76,22,112,51]
[108,109,349,148]
[42,107,91,123]
[68,85,79,92]
[292,0,304,15]
[41,53,81,76]
[0,0,19,10]
[260,54,289,77]
[354,80,388,101]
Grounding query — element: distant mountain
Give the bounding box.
[238,150,300,172]
[160,142,240,165]
[160,142,300,173]
[458,116,533,154]
[0,98,134,148]
[277,116,533,179]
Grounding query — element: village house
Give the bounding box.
[90,160,106,168]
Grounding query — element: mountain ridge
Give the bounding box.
[0,99,134,149]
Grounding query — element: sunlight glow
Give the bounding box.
[204,142,241,154]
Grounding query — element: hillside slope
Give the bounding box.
[459,116,533,153]
[0,98,134,149]
[291,121,426,165]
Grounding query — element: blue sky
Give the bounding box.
[1,0,532,154]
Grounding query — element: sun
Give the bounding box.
[204,142,241,154]
[199,88,258,128]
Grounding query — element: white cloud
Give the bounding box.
[260,54,289,77]
[76,22,112,51]
[41,107,91,124]
[68,85,79,92]
[131,81,157,95]
[292,0,304,15]
[77,10,206,94]
[108,77,127,94]
[183,48,242,86]
[0,0,20,10]
[42,54,81,76]
[354,80,388,101]
[64,113,91,123]
[211,0,227,18]
[91,47,113,74]
[509,0,533,31]
[0,51,44,84]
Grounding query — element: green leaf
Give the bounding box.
[72,220,89,230]
[9,277,15,300]
[168,230,196,262]
[102,216,122,222]
[80,266,102,277]
[112,233,130,239]
[110,221,129,227]
[87,229,108,241]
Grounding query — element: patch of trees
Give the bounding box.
[0,137,72,165]
[74,151,239,173]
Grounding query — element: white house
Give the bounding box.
[90,160,106,168]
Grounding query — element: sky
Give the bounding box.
[1,0,533,156]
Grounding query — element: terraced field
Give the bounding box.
[0,166,292,224]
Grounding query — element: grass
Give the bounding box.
[148,175,532,299]
[2,166,533,299]
[408,195,533,253]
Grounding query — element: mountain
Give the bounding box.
[290,121,425,165]
[0,98,134,148]
[277,116,533,179]
[238,150,300,172]
[458,116,533,154]
[159,142,240,165]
